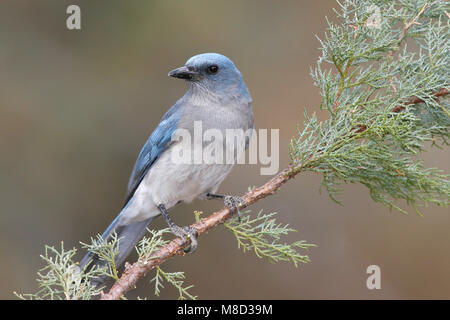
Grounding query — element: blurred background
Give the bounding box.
[0,0,449,299]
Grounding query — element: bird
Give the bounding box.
[79,53,254,286]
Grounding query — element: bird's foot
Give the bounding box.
[170,225,198,254]
[206,193,246,222]
[224,195,245,222]
[158,203,198,253]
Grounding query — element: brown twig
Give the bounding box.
[401,3,428,40]
[387,3,428,58]
[390,88,448,113]
[101,86,449,300]
[351,88,448,134]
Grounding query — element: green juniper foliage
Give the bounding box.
[224,210,314,266]
[14,243,106,300]
[80,233,122,281]
[17,0,449,300]
[135,228,172,261]
[289,0,449,213]
[151,267,198,300]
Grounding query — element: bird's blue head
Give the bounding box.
[168,53,249,101]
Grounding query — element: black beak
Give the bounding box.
[168,66,201,81]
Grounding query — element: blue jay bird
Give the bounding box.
[79,53,254,284]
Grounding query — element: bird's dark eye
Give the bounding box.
[207,65,219,74]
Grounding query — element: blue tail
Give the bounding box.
[79,209,155,287]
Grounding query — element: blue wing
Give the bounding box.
[123,102,184,207]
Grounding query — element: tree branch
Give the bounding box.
[391,87,449,113]
[101,88,448,300]
[400,3,428,41]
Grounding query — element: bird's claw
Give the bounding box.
[171,225,198,254]
[224,195,245,222]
